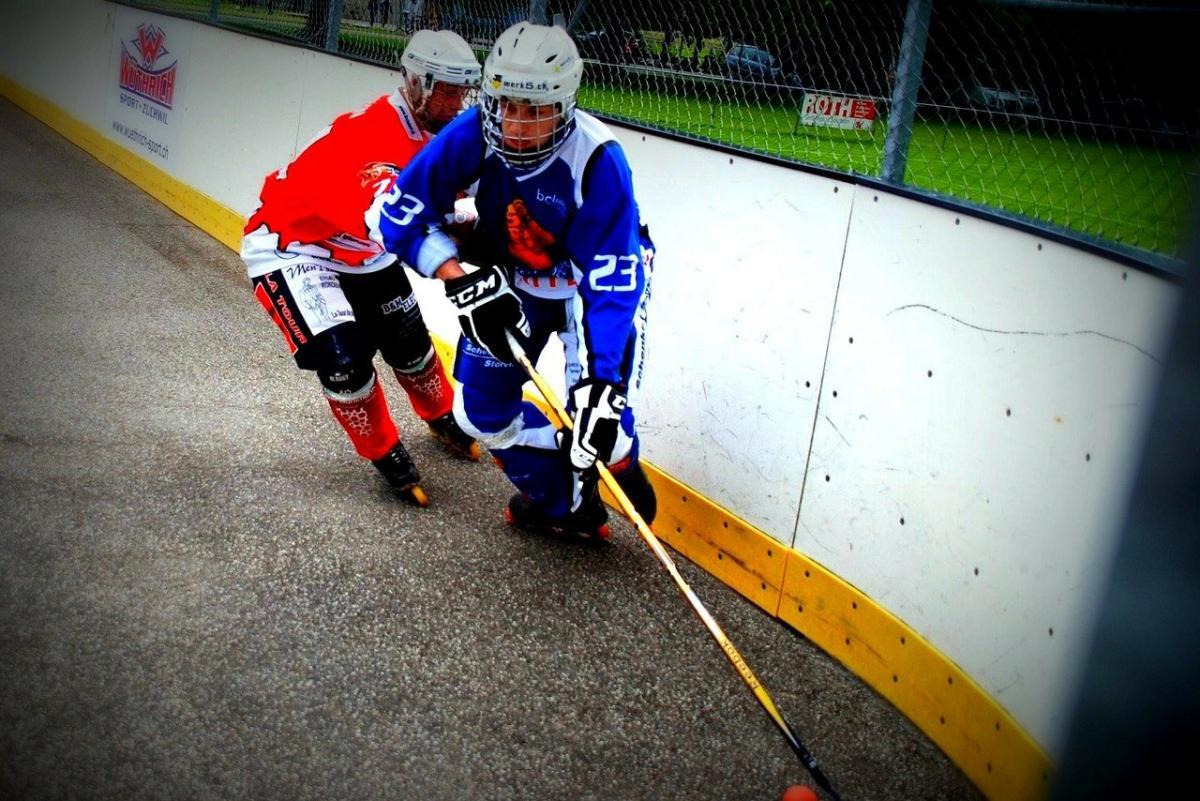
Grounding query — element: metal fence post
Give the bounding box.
[208,0,219,24]
[324,0,345,52]
[566,0,590,32]
[529,0,548,25]
[881,0,933,185]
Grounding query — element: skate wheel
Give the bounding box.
[503,506,515,525]
[596,523,612,541]
[466,442,482,462]
[407,485,429,507]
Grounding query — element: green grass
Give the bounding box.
[580,84,1194,258]
[132,3,1194,259]
[905,123,1192,256]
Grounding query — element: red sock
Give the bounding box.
[393,356,453,422]
[325,374,399,461]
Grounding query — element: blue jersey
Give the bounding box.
[379,107,651,384]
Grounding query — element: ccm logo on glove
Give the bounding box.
[444,265,529,363]
[566,379,627,470]
[447,270,498,305]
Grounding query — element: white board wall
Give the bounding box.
[626,137,854,541]
[0,0,1181,756]
[175,26,406,215]
[0,0,113,127]
[802,191,1176,751]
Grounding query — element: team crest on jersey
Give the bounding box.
[119,24,177,109]
[359,161,400,192]
[505,198,557,271]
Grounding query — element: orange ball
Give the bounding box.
[781,785,819,801]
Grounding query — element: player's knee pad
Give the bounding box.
[455,395,555,452]
[318,355,375,397]
[306,327,376,396]
[379,329,435,374]
[466,400,571,516]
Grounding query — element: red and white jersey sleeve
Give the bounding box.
[243,91,429,274]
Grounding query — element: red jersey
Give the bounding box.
[244,91,429,269]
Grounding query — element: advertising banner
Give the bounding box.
[105,6,192,164]
[800,93,878,131]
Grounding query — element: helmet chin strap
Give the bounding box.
[400,70,433,130]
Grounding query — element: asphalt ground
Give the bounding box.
[0,97,983,801]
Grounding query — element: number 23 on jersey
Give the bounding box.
[589,254,639,292]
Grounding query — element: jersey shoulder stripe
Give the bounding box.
[574,110,617,146]
[557,112,617,206]
[386,90,424,142]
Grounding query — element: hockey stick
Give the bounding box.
[504,331,843,800]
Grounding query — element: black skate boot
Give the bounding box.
[427,411,481,461]
[610,459,657,525]
[372,442,427,505]
[504,475,610,542]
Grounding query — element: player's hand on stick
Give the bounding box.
[444,265,529,362]
[564,378,627,470]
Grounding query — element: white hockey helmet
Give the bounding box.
[400,29,482,132]
[481,23,584,167]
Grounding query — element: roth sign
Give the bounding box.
[800,92,878,131]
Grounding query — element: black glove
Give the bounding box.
[564,378,627,470]
[444,265,529,363]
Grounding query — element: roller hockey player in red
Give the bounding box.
[242,30,482,503]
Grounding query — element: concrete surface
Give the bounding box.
[0,97,983,801]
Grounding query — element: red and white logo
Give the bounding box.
[119,24,177,109]
[800,92,878,131]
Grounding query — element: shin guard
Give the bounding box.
[325,373,399,461]
[491,443,574,519]
[609,456,658,525]
[486,402,574,518]
[393,351,453,422]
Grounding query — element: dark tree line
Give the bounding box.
[552,0,1198,140]
[285,0,1198,141]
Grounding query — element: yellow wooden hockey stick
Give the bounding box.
[504,331,842,800]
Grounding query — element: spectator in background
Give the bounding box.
[402,0,425,34]
[241,31,482,501]
[369,0,392,28]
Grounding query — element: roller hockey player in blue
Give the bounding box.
[379,21,657,539]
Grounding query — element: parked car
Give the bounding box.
[968,82,1041,115]
[573,28,644,64]
[724,43,801,86]
[1098,96,1195,147]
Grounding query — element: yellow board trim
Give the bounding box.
[1,75,1052,800]
[636,469,1051,800]
[0,77,245,253]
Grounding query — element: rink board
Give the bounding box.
[1,2,1184,798]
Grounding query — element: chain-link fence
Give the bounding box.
[121,1,1198,261]
[912,0,1197,261]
